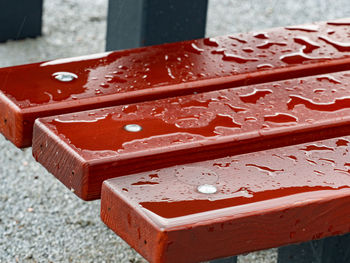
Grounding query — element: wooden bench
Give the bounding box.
[101,135,350,262]
[2,19,350,148]
[32,69,350,200]
[1,18,350,262]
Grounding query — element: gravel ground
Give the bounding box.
[0,0,349,262]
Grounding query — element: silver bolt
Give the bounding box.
[52,72,78,82]
[124,124,142,132]
[197,184,217,194]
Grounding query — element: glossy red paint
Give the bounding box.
[3,19,350,147]
[101,135,350,263]
[33,70,350,200]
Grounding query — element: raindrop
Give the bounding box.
[285,25,319,32]
[239,89,272,103]
[293,36,320,53]
[256,41,286,49]
[203,38,219,47]
[100,83,109,88]
[300,145,334,152]
[246,164,284,175]
[264,113,298,123]
[319,36,350,52]
[253,32,269,39]
[280,52,329,64]
[336,139,349,146]
[186,43,204,54]
[132,181,159,186]
[257,63,274,69]
[327,20,350,26]
[316,75,341,84]
[228,36,247,43]
[223,53,259,63]
[287,95,350,112]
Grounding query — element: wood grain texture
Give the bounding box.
[101,135,350,263]
[3,19,350,147]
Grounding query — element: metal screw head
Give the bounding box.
[52,72,78,82]
[124,124,142,132]
[197,184,217,194]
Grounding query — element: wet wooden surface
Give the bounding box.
[33,69,350,200]
[2,19,350,147]
[101,135,350,263]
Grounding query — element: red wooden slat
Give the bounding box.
[33,70,350,200]
[101,135,350,263]
[2,19,350,147]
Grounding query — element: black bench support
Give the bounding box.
[0,0,43,42]
[278,233,350,263]
[106,0,208,51]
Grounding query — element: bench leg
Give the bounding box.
[106,0,208,51]
[277,233,350,263]
[0,0,43,42]
[210,256,238,263]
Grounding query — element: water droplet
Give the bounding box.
[316,75,341,84]
[319,36,350,52]
[211,48,226,55]
[293,36,320,53]
[224,103,246,113]
[336,139,349,146]
[239,89,272,103]
[203,38,219,47]
[287,95,350,112]
[223,53,259,63]
[285,25,319,32]
[245,116,257,122]
[327,20,350,26]
[242,47,254,53]
[257,63,274,69]
[228,36,247,43]
[246,164,284,174]
[253,32,269,39]
[287,155,297,161]
[213,162,231,168]
[148,173,159,179]
[319,158,335,165]
[300,145,334,152]
[264,113,298,123]
[167,67,175,79]
[306,159,317,165]
[100,83,109,88]
[280,52,329,64]
[118,65,128,70]
[257,41,286,49]
[122,104,138,113]
[132,181,159,186]
[186,43,204,54]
